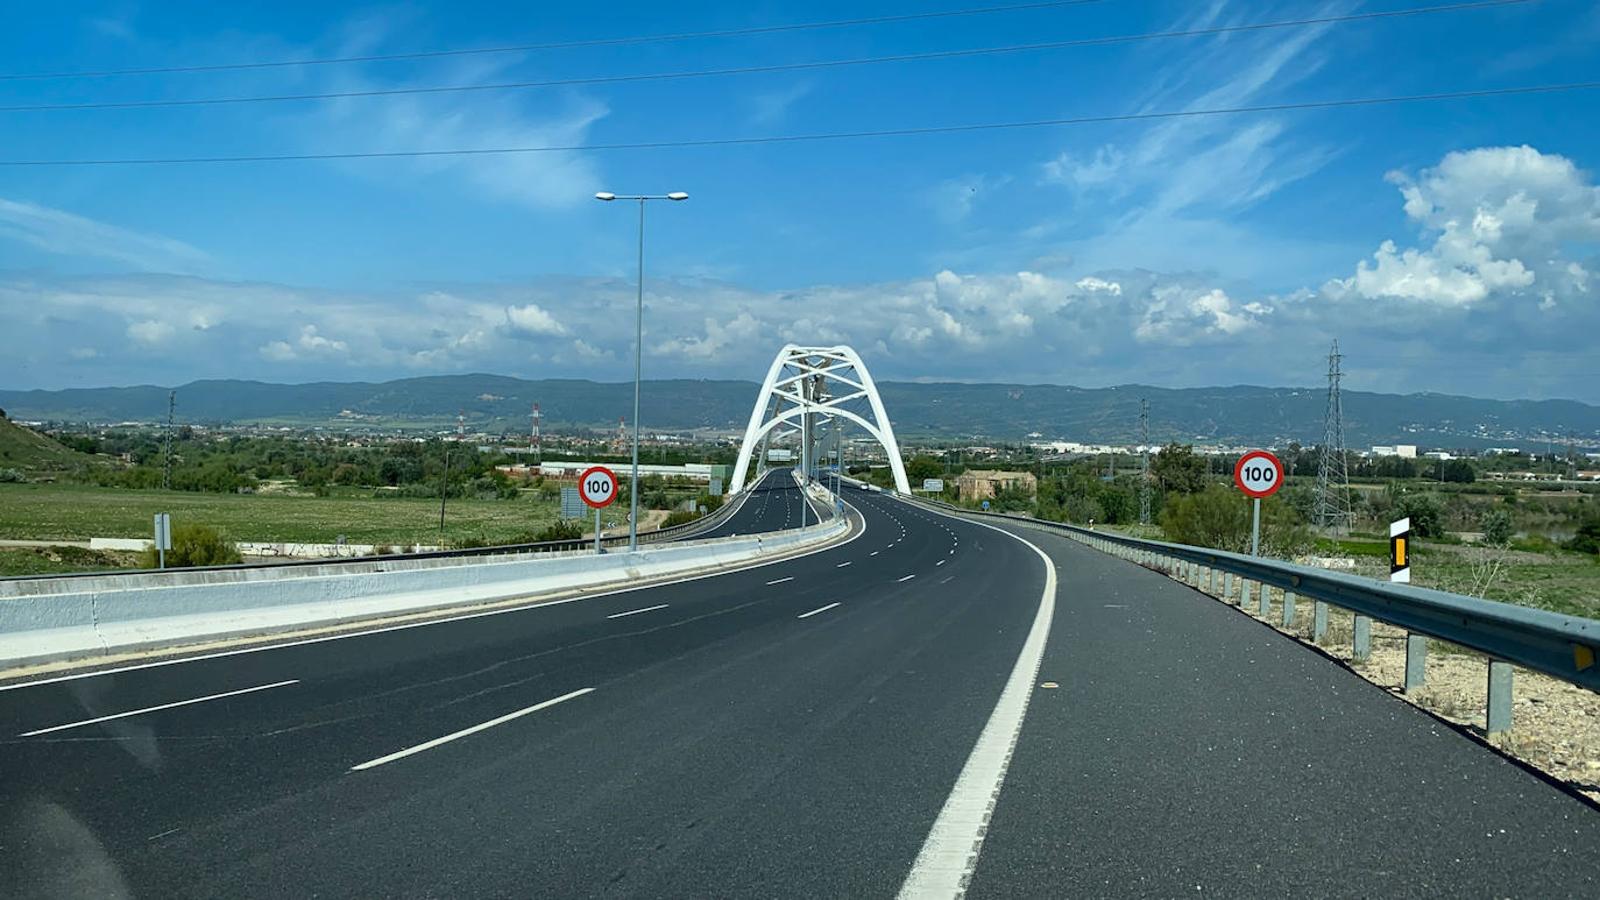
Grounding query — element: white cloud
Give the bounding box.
[258,325,349,361]
[926,174,1010,224]
[0,198,210,272]
[503,303,568,337]
[1042,145,1124,190]
[127,320,175,345]
[1325,146,1600,307]
[289,19,609,209]
[748,81,813,125]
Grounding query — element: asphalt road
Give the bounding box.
[693,466,825,539]
[962,516,1600,898]
[0,484,1045,898]
[2,490,1596,898]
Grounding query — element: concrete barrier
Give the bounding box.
[0,516,848,672]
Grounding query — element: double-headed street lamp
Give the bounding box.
[594,190,689,552]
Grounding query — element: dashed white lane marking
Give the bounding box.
[606,604,670,619]
[765,576,795,586]
[897,574,916,583]
[351,687,594,772]
[21,679,300,737]
[870,551,880,556]
[938,575,955,585]
[797,602,841,619]
[936,559,946,566]
[836,561,853,568]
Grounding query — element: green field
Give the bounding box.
[0,483,561,547]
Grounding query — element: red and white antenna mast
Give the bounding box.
[530,403,542,462]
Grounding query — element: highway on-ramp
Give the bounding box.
[2,485,1597,897]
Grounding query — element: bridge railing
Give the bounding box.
[907,496,1600,735]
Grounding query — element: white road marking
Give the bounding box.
[605,603,669,619]
[870,551,880,556]
[0,497,870,693]
[897,503,1057,900]
[765,576,795,585]
[20,679,299,737]
[938,575,955,585]
[897,574,916,583]
[797,602,841,619]
[936,559,946,566]
[836,561,853,568]
[351,687,594,772]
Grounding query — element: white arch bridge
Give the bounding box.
[729,344,911,495]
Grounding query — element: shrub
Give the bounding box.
[1160,485,1308,557]
[0,468,24,483]
[1391,491,1445,538]
[532,519,583,542]
[1568,516,1600,555]
[661,509,700,527]
[138,523,242,568]
[1480,509,1514,547]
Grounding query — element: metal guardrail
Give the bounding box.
[2,484,757,584]
[907,497,1599,734]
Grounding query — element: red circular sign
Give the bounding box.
[1233,450,1284,499]
[578,466,618,509]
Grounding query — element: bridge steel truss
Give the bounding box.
[729,344,912,495]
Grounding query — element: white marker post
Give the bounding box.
[153,513,172,569]
[578,466,618,555]
[1233,450,1284,557]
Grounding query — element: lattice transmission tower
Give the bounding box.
[1314,340,1353,533]
[1139,398,1151,526]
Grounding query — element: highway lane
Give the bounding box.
[0,484,1048,897]
[960,515,1600,897]
[694,466,816,539]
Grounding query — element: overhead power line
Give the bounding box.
[0,1,1109,82]
[0,0,1535,114]
[2,79,1590,168]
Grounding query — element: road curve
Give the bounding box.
[0,484,1048,898]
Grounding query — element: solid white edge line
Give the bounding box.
[351,687,594,772]
[20,679,300,737]
[898,574,916,582]
[2,495,870,693]
[765,576,795,585]
[796,602,841,619]
[605,603,670,619]
[895,498,1057,900]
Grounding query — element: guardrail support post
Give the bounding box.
[1353,614,1372,662]
[1404,634,1427,693]
[1313,600,1329,641]
[1257,582,1270,617]
[1486,660,1513,735]
[1222,572,1234,603]
[1240,579,1253,610]
[1281,591,1296,629]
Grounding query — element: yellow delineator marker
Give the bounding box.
[1390,516,1411,584]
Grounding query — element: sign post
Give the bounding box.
[579,466,618,555]
[1390,517,1411,583]
[1233,450,1284,557]
[153,513,172,569]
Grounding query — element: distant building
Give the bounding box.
[1369,445,1396,457]
[956,469,1037,502]
[1422,451,1453,461]
[1395,445,1418,458]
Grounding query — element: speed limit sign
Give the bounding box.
[1233,450,1284,499]
[578,466,618,509]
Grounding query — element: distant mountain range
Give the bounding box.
[2,375,1596,449]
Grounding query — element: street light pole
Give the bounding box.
[595,190,689,552]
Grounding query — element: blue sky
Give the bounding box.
[2,0,1598,400]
